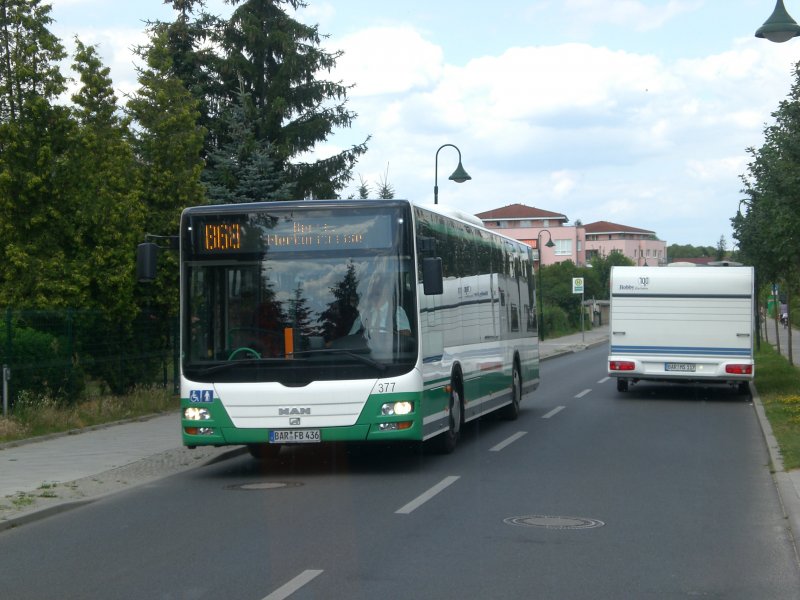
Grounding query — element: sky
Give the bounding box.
[47,0,800,247]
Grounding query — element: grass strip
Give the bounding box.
[755,344,800,471]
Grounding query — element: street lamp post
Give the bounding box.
[537,229,556,341]
[756,0,800,42]
[434,144,471,204]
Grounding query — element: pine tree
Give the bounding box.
[215,0,369,199]
[202,85,293,202]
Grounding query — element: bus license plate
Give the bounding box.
[269,429,321,444]
[665,363,695,372]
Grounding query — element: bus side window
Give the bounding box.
[422,257,444,295]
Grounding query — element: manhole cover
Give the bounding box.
[504,515,605,530]
[226,482,303,491]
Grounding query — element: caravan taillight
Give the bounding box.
[725,364,753,375]
[609,361,635,371]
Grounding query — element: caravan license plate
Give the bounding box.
[665,362,695,372]
[269,429,320,444]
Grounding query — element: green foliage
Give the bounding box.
[754,344,800,470]
[0,325,84,404]
[587,251,634,300]
[211,0,369,198]
[376,164,395,199]
[0,1,74,308]
[540,260,582,323]
[666,243,716,260]
[735,60,800,304]
[0,0,66,122]
[202,87,293,202]
[127,27,206,373]
[541,304,570,337]
[0,0,374,395]
[0,385,179,444]
[66,41,144,322]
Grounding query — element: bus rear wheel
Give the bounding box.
[501,363,522,420]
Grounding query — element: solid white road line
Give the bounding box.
[541,406,565,419]
[263,570,324,600]
[574,389,591,399]
[489,431,527,452]
[396,476,460,514]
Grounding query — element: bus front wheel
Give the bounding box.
[248,443,281,460]
[433,382,463,454]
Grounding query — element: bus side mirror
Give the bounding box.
[422,257,443,295]
[136,242,159,282]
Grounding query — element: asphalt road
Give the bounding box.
[2,345,799,599]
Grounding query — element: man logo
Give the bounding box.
[279,407,311,416]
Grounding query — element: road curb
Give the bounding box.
[540,337,607,362]
[751,383,800,563]
[0,445,246,532]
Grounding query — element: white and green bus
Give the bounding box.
[178,199,539,456]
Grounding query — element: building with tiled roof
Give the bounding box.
[475,205,668,267]
[475,203,585,266]
[584,220,666,266]
[476,203,568,223]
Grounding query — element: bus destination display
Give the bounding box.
[194,212,393,255]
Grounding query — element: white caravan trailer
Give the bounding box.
[607,265,754,394]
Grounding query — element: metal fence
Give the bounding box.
[1,308,178,412]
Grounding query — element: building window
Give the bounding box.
[520,220,532,227]
[542,219,550,227]
[554,239,572,256]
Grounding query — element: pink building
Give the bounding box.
[584,221,666,266]
[475,203,586,267]
[475,204,667,267]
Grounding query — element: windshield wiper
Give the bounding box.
[192,349,387,375]
[290,348,387,371]
[194,358,285,376]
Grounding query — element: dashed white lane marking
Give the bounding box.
[490,431,527,452]
[598,377,610,383]
[541,406,565,419]
[263,570,324,600]
[396,476,460,514]
[574,389,591,399]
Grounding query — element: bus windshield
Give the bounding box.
[182,204,417,384]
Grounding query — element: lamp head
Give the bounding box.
[756,0,800,43]
[545,239,556,248]
[448,161,471,184]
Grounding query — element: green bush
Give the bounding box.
[542,305,570,337]
[0,326,84,406]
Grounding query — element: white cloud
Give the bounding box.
[551,170,578,197]
[564,0,703,32]
[686,156,746,181]
[329,26,443,97]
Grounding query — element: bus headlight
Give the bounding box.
[184,407,211,421]
[381,401,413,416]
